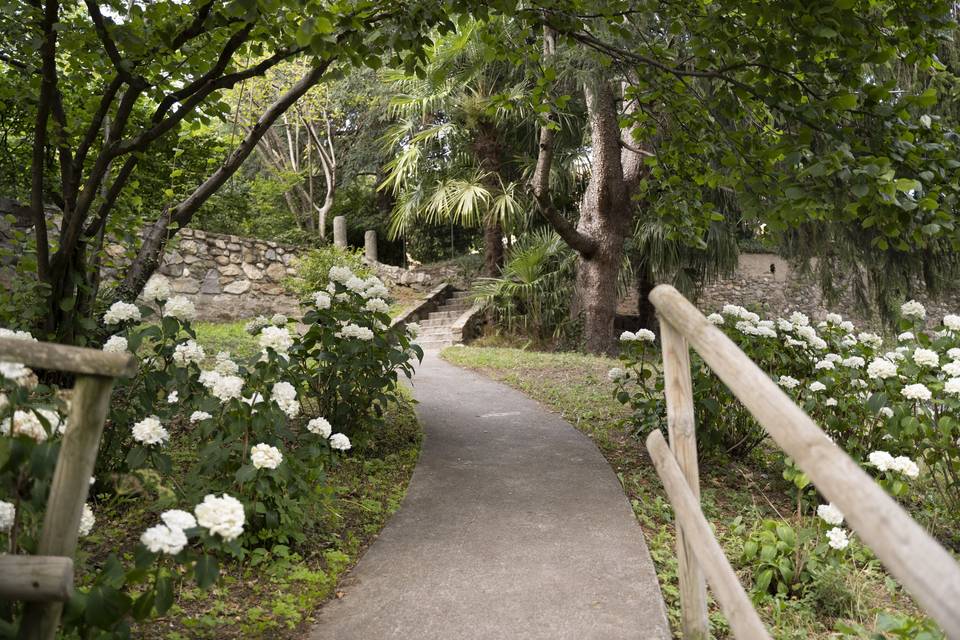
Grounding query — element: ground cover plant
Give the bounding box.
[442,344,943,639]
[0,266,422,637]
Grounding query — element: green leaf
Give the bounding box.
[85,585,132,629]
[195,555,219,590]
[155,575,174,615]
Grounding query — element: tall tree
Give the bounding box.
[0,0,481,343]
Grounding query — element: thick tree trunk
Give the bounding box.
[636,269,658,331]
[471,120,505,277]
[483,221,504,276]
[574,240,623,355]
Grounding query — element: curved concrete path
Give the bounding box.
[309,352,670,640]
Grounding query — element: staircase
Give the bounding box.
[416,290,474,350]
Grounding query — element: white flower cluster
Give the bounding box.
[866,358,897,380]
[339,323,374,341]
[945,378,960,396]
[143,275,172,303]
[140,509,197,555]
[104,301,141,325]
[251,443,283,469]
[867,451,920,477]
[215,351,239,375]
[817,503,844,525]
[406,323,420,340]
[173,340,206,367]
[195,493,245,541]
[608,367,626,382]
[271,381,300,418]
[78,503,95,537]
[1,410,50,442]
[620,329,655,342]
[199,370,245,403]
[912,348,939,368]
[190,411,212,423]
[841,356,865,369]
[307,417,332,438]
[706,313,724,325]
[809,381,826,392]
[901,383,932,401]
[329,433,352,451]
[164,296,196,321]
[245,316,271,335]
[271,313,288,326]
[0,328,36,341]
[132,415,169,446]
[0,500,14,531]
[329,266,354,284]
[778,375,800,389]
[313,292,332,309]
[102,335,129,353]
[0,362,36,387]
[826,527,850,550]
[365,298,390,315]
[259,325,293,355]
[900,300,926,320]
[943,314,960,331]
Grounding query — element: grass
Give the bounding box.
[441,346,926,639]
[75,322,423,639]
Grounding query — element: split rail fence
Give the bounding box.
[0,337,136,640]
[647,284,960,640]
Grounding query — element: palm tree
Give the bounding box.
[378,19,533,276]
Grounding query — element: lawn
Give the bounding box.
[441,346,926,639]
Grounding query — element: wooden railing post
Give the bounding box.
[18,375,116,640]
[659,319,709,640]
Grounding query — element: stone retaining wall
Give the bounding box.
[621,253,960,327]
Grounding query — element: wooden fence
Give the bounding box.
[0,337,136,640]
[647,284,960,640]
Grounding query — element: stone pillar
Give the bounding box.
[333,216,347,248]
[364,230,378,263]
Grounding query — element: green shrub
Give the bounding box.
[286,245,371,298]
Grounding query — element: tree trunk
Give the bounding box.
[636,268,658,331]
[574,240,623,355]
[483,220,504,276]
[471,119,506,276]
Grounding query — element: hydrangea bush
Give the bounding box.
[612,300,959,607]
[0,266,420,635]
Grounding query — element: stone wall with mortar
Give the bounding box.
[111,229,303,322]
[620,253,960,327]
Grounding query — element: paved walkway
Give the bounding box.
[309,352,670,640]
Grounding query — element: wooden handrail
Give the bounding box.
[649,284,960,638]
[0,338,137,378]
[0,557,73,602]
[647,430,772,639]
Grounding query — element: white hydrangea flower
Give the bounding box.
[943,315,960,331]
[270,313,288,326]
[250,443,283,469]
[326,282,337,295]
[77,503,95,537]
[271,382,300,418]
[840,335,858,348]
[721,304,747,317]
[259,326,293,355]
[313,292,332,310]
[141,524,187,554]
[142,275,172,303]
[912,348,939,368]
[825,313,843,324]
[706,313,724,325]
[900,300,926,320]
[949,348,960,360]
[328,266,354,284]
[608,367,626,382]
[132,416,169,446]
[814,360,835,371]
[164,296,196,321]
[214,352,239,375]
[194,493,245,542]
[340,324,374,341]
[103,301,141,325]
[162,509,197,531]
[211,372,245,404]
[198,369,222,390]
[167,391,178,404]
[817,503,844,525]
[890,456,919,478]
[897,331,915,342]
[0,362,35,386]
[842,356,865,369]
[785,337,807,348]
[868,450,895,471]
[789,311,809,326]
[942,361,960,377]
[778,375,800,389]
[902,384,931,401]
[825,397,838,407]
[102,335,129,353]
[635,329,655,342]
[837,321,854,332]
[0,500,14,531]
[244,316,270,335]
[944,378,960,396]
[879,407,894,418]
[885,350,905,362]
[809,381,826,392]
[776,318,794,332]
[190,411,213,423]
[307,417,332,438]
[406,323,421,339]
[345,276,366,293]
[365,298,390,314]
[172,340,205,367]
[866,358,897,380]
[857,332,883,349]
[0,328,36,341]
[826,527,850,550]
[329,433,352,451]
[1,410,48,442]
[620,331,637,341]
